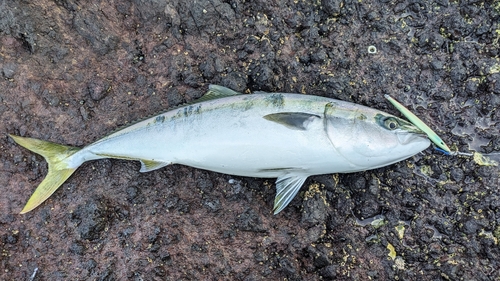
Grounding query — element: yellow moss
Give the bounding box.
[396,225,405,240]
[394,256,405,270]
[479,229,498,245]
[332,174,340,186]
[489,63,500,74]
[420,165,433,176]
[371,217,386,228]
[493,25,500,45]
[387,243,396,260]
[473,152,499,166]
[494,226,500,242]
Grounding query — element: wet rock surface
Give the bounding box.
[1,0,499,280]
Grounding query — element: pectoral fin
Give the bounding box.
[273,174,309,214]
[263,112,320,130]
[139,160,169,172]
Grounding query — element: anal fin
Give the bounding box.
[273,174,309,214]
[139,160,169,172]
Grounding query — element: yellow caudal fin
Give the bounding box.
[9,135,81,214]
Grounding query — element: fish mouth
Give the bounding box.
[396,130,428,145]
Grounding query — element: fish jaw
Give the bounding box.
[378,132,430,165]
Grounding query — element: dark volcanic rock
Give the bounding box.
[235,208,266,233]
[1,0,500,280]
[71,200,109,241]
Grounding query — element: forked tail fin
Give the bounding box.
[9,135,81,214]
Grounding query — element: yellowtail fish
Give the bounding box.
[10,85,430,214]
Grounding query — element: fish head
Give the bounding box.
[324,102,430,170]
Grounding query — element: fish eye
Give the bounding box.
[383,117,400,130]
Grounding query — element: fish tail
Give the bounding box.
[9,134,81,214]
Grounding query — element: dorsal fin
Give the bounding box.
[195,85,242,103]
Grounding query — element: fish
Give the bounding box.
[10,85,431,214]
